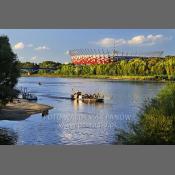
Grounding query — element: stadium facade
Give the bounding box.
[69,48,164,65]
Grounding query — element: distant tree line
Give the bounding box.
[19,56,175,80]
[19,61,61,69]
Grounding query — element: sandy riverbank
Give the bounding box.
[0,99,53,121]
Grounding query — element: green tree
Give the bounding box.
[39,61,61,69]
[164,57,175,79]
[19,62,39,69]
[0,36,20,106]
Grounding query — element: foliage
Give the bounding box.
[39,61,61,69]
[50,57,175,79]
[116,83,175,144]
[19,57,175,80]
[0,36,20,107]
[19,62,39,69]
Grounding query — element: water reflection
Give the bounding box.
[42,110,49,117]
[0,128,17,145]
[72,100,83,111]
[72,100,105,111]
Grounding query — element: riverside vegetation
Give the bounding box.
[20,56,175,81]
[116,83,175,144]
[0,36,20,108]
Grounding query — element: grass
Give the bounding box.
[21,73,172,82]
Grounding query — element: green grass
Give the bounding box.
[21,73,172,82]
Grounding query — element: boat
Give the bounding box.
[18,93,38,101]
[71,91,104,103]
[24,93,38,101]
[18,87,38,101]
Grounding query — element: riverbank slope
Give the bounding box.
[22,74,173,82]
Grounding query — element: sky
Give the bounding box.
[0,29,175,63]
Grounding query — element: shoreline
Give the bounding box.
[0,99,53,121]
[21,74,174,83]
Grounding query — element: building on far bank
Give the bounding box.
[69,48,164,65]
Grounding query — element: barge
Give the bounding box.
[71,91,104,103]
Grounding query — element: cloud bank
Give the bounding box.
[94,34,171,47]
[13,42,50,51]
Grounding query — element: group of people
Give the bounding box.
[72,91,103,100]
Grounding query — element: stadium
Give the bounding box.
[69,48,164,65]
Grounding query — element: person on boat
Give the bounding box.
[78,93,82,100]
[73,93,78,99]
[93,93,97,98]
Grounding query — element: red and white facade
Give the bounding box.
[69,49,114,65]
[71,55,113,65]
[69,49,164,65]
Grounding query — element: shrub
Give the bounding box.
[116,83,175,144]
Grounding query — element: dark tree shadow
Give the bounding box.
[0,128,17,145]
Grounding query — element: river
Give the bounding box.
[0,77,165,145]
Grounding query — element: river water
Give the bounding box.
[0,77,164,145]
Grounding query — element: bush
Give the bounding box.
[168,75,175,81]
[116,83,175,144]
[38,69,49,74]
[0,87,19,108]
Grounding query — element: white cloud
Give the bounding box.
[95,38,126,47]
[13,42,34,50]
[128,35,145,45]
[128,34,169,46]
[35,46,50,51]
[14,42,25,50]
[115,39,127,46]
[94,34,171,47]
[145,34,168,45]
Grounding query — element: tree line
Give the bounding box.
[19,61,61,69]
[20,57,175,80]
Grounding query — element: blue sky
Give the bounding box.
[0,29,175,63]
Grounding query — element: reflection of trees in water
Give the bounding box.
[0,128,17,145]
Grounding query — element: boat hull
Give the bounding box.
[71,96,104,103]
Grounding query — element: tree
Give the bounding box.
[0,35,20,107]
[19,62,39,69]
[39,61,61,69]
